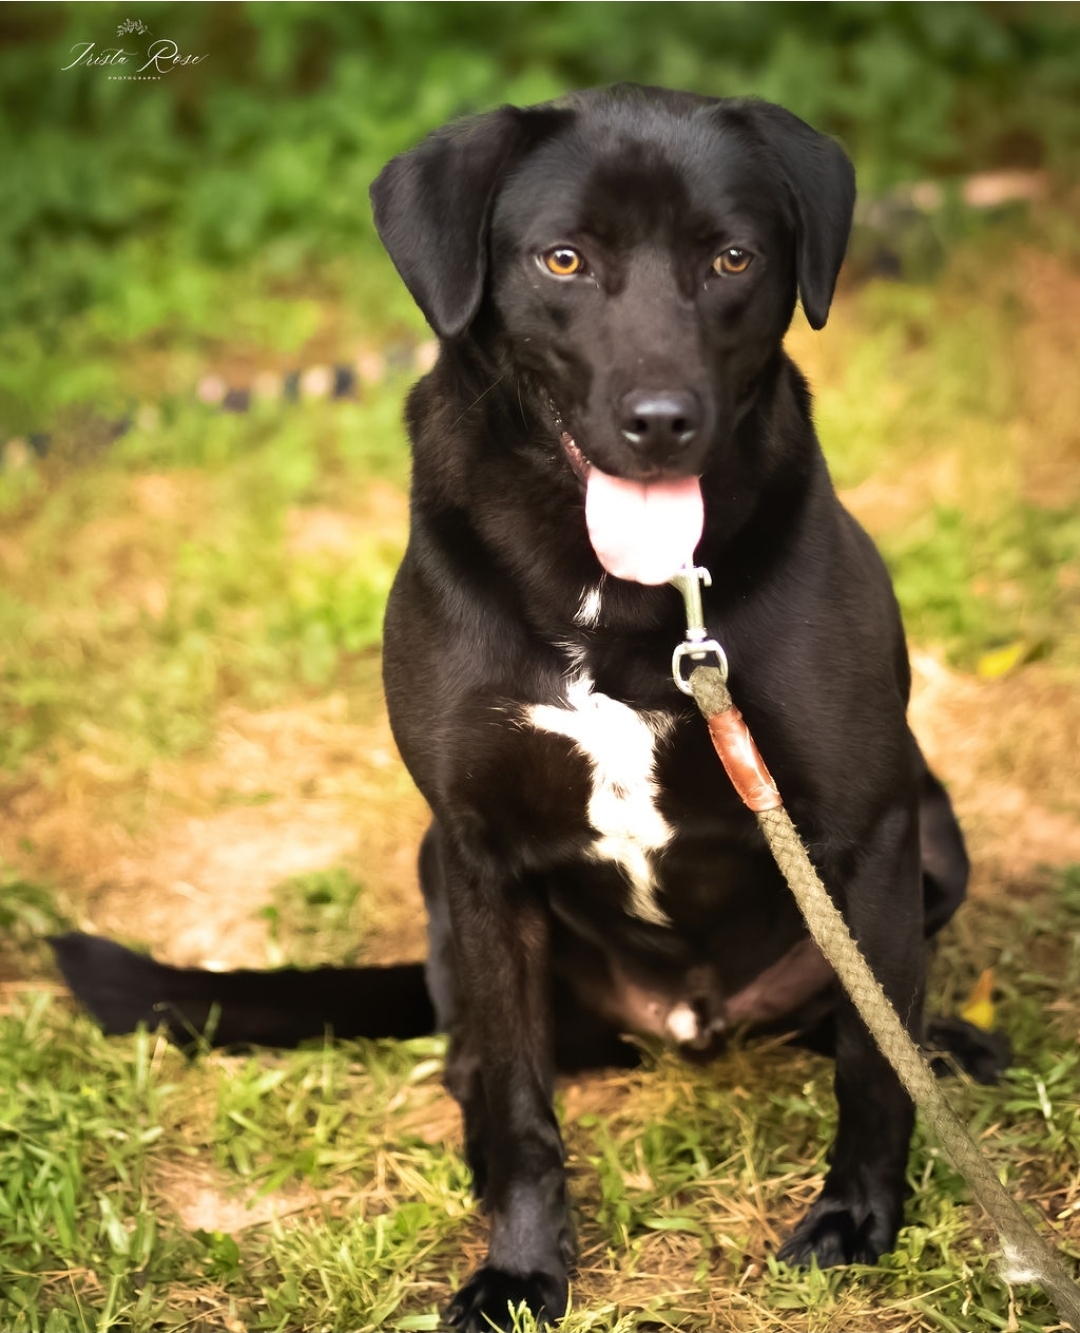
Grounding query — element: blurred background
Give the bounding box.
[1,5,1080,1331]
[3,1,1080,433]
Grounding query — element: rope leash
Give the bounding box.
[673,626,1080,1327]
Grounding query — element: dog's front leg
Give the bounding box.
[779,808,923,1268]
[442,853,571,1332]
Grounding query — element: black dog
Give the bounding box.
[54,86,1004,1331]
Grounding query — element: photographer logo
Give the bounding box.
[62,19,207,79]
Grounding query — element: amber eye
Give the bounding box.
[712,248,752,276]
[541,246,585,277]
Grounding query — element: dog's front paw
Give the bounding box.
[445,1266,567,1331]
[777,1189,901,1268]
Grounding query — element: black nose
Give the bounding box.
[618,390,702,455]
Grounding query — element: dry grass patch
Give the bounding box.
[910,651,1080,892]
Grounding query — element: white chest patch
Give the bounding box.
[526,674,674,924]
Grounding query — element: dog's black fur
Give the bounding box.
[53,86,1007,1331]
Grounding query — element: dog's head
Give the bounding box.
[372,86,854,584]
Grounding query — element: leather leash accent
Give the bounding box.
[701,697,781,812]
[680,649,1080,1330]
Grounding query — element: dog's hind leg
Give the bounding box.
[919,764,970,938]
[916,764,1011,1082]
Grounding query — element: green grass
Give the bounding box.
[261,866,368,968]
[1,870,1078,1331]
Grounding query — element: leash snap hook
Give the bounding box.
[669,565,728,695]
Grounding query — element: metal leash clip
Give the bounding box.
[669,565,728,695]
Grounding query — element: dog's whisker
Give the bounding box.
[448,373,507,430]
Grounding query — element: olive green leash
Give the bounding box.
[668,569,1080,1329]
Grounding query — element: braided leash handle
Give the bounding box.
[688,665,1080,1330]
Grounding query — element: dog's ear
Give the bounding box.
[371,106,565,339]
[740,102,856,330]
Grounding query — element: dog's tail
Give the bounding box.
[50,932,435,1048]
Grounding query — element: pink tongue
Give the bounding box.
[585,468,704,585]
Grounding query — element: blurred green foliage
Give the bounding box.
[0,389,408,773]
[2,1,1080,430]
[885,501,1080,661]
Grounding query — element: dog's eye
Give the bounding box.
[712,248,752,276]
[540,247,585,277]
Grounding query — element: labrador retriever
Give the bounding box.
[54,85,1002,1331]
